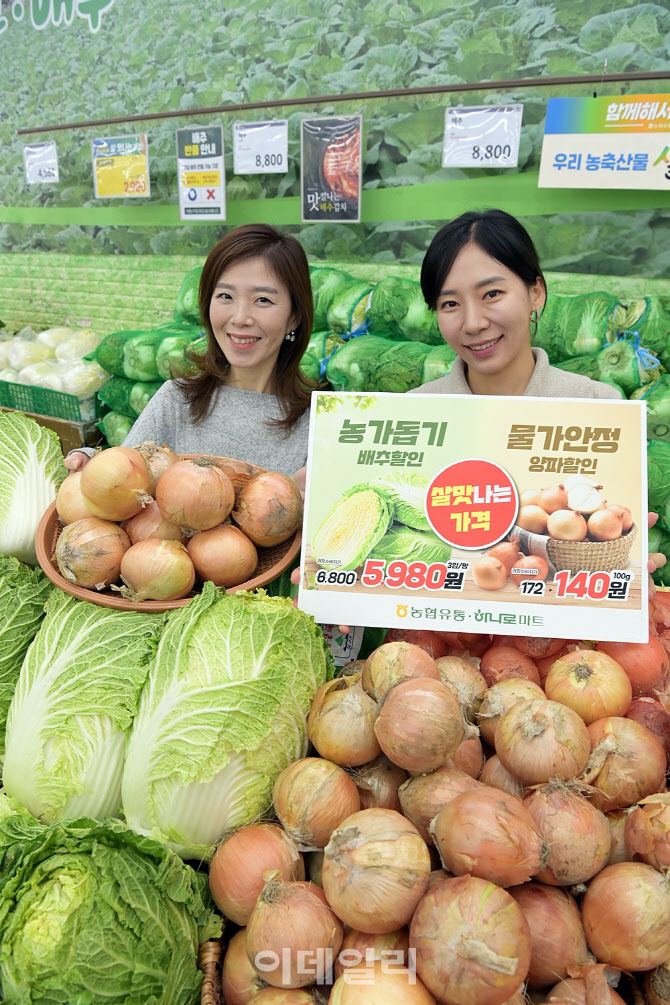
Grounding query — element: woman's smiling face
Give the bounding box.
[436,242,546,391]
[209,255,296,387]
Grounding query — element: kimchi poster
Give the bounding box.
[301,116,362,223]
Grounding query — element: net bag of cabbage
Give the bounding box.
[556,334,662,398]
[86,323,203,381]
[173,265,203,326]
[310,266,372,333]
[97,375,163,418]
[534,291,619,362]
[97,410,134,447]
[299,330,346,385]
[367,275,443,344]
[611,295,670,366]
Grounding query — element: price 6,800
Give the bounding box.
[361,559,449,590]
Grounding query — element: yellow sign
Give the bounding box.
[181,171,221,187]
[91,135,150,199]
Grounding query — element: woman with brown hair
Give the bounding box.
[66,223,314,481]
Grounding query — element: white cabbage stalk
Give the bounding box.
[59,361,108,399]
[0,411,66,566]
[123,584,330,861]
[7,340,53,370]
[2,590,164,822]
[35,326,79,349]
[55,329,103,363]
[17,359,64,391]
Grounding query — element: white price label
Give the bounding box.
[443,105,523,168]
[23,142,59,184]
[233,120,288,175]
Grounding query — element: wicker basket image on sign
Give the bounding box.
[547,523,638,576]
[35,454,302,613]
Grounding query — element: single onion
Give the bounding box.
[546,977,626,1004]
[209,822,304,925]
[410,875,531,1005]
[547,510,587,541]
[510,556,550,587]
[509,883,591,988]
[479,755,525,799]
[245,877,343,988]
[232,471,303,546]
[55,517,130,589]
[156,456,235,531]
[398,766,482,844]
[587,509,623,541]
[362,642,440,702]
[222,929,264,1005]
[626,696,670,759]
[479,645,540,687]
[246,988,318,1003]
[307,675,381,767]
[352,756,407,812]
[329,959,437,1005]
[476,678,545,746]
[272,757,360,850]
[431,787,545,887]
[517,504,548,534]
[80,445,153,520]
[606,810,630,865]
[582,716,667,812]
[333,927,410,978]
[472,556,507,591]
[582,862,670,970]
[544,649,632,725]
[123,499,187,544]
[537,645,573,686]
[435,656,488,719]
[596,637,669,697]
[624,793,670,871]
[383,628,452,658]
[134,440,179,494]
[374,678,466,773]
[540,485,569,514]
[520,488,542,507]
[56,472,94,524]
[445,735,484,778]
[646,961,670,1005]
[524,783,611,886]
[187,524,258,587]
[495,698,590,786]
[118,539,195,601]
[487,539,522,576]
[607,503,633,533]
[511,636,567,660]
[322,808,431,933]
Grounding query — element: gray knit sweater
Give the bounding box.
[122,380,310,475]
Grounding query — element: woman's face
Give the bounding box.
[209,255,296,379]
[436,242,546,384]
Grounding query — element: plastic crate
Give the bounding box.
[0,380,102,422]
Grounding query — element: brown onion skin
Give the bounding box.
[307,675,381,767]
[431,786,545,888]
[134,441,179,494]
[272,757,360,850]
[55,517,130,589]
[187,524,258,588]
[624,793,670,872]
[119,539,195,601]
[606,810,631,865]
[232,471,303,547]
[584,716,667,812]
[410,875,531,1005]
[398,766,482,844]
[546,977,626,1004]
[374,678,465,773]
[221,929,264,1005]
[353,756,407,812]
[646,961,670,1005]
[510,636,567,660]
[582,862,670,971]
[56,472,94,524]
[382,628,452,659]
[322,808,431,934]
[446,735,484,778]
[123,499,188,545]
[596,637,669,697]
[508,883,591,988]
[523,786,611,886]
[209,822,304,925]
[479,756,525,799]
[479,645,540,687]
[362,642,441,702]
[333,927,410,979]
[477,679,545,747]
[435,656,488,719]
[156,457,235,531]
[626,697,670,758]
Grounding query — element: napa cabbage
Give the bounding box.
[122,584,331,861]
[2,591,164,823]
[312,485,392,571]
[369,524,451,565]
[376,470,430,531]
[0,411,66,566]
[0,814,221,1005]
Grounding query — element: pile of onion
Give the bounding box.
[494,698,590,786]
[374,678,466,773]
[362,642,440,702]
[55,517,130,590]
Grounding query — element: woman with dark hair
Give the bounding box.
[66,224,315,480]
[413,208,619,399]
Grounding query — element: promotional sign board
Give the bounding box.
[176,126,225,220]
[23,142,59,184]
[299,392,648,643]
[301,116,362,223]
[91,134,149,198]
[443,105,523,168]
[539,94,670,190]
[233,120,288,174]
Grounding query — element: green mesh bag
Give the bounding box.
[326,335,431,393]
[300,331,346,384]
[97,411,134,447]
[611,296,670,366]
[310,267,357,331]
[97,376,162,418]
[327,280,373,334]
[636,376,670,442]
[87,326,202,381]
[535,292,619,362]
[422,343,457,384]
[648,439,670,532]
[367,276,442,345]
[173,266,203,326]
[556,336,662,397]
